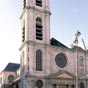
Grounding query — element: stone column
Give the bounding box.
[46,82,52,88]
[69,84,71,88]
[57,84,59,88]
[45,80,52,88]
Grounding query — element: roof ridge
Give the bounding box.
[50,37,69,48]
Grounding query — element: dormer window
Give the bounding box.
[36,0,42,7]
[36,17,43,40]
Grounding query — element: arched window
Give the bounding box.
[79,68,84,75]
[36,50,42,71]
[0,77,2,84]
[36,0,42,7]
[79,56,84,66]
[36,17,43,40]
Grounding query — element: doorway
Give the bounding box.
[59,84,69,88]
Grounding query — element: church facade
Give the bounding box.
[0,0,88,88]
[19,0,88,88]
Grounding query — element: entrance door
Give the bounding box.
[59,84,69,88]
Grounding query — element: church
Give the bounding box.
[0,0,88,88]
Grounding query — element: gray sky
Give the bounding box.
[0,0,88,71]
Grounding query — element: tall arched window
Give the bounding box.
[36,0,42,7]
[8,75,14,83]
[22,20,25,42]
[79,56,84,66]
[36,50,42,71]
[36,17,43,40]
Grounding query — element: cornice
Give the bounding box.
[19,40,51,51]
[20,6,51,19]
[19,41,28,51]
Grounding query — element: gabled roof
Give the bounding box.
[50,38,69,48]
[47,70,75,79]
[4,63,20,72]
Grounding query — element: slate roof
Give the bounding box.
[50,38,69,48]
[4,63,20,72]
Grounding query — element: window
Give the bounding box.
[0,77,2,84]
[80,82,84,88]
[36,50,42,71]
[23,0,26,9]
[36,0,42,6]
[8,75,14,83]
[28,57,29,62]
[28,65,29,70]
[79,69,84,75]
[22,26,25,42]
[21,51,25,74]
[79,56,84,66]
[52,84,57,88]
[16,84,19,88]
[22,51,24,65]
[55,53,67,68]
[36,17,43,40]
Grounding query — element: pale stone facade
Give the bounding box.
[19,0,88,88]
[0,0,88,88]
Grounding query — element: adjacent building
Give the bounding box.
[0,63,20,88]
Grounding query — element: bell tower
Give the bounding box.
[19,0,51,87]
[20,0,51,44]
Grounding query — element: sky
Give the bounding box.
[0,0,88,71]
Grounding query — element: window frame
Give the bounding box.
[36,50,42,71]
[36,0,42,7]
[79,56,84,66]
[23,0,26,9]
[36,17,43,40]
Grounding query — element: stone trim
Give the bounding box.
[20,5,51,19]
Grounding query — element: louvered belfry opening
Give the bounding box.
[22,26,25,42]
[23,0,26,9]
[36,0,42,7]
[36,17,43,40]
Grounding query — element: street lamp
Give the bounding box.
[73,30,81,88]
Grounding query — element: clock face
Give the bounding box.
[55,53,67,68]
